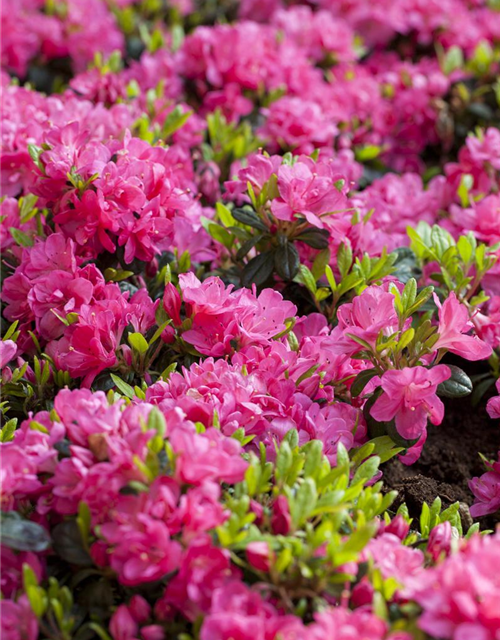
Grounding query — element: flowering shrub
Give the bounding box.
[1,2,500,640]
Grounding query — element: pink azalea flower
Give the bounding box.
[469,455,500,517]
[0,340,17,369]
[101,514,182,586]
[486,380,500,419]
[370,365,451,440]
[270,158,348,228]
[164,538,239,621]
[433,293,493,361]
[0,596,39,640]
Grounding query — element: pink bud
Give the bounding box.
[250,499,264,526]
[163,283,182,326]
[351,578,374,608]
[383,515,410,540]
[90,541,109,568]
[0,340,17,369]
[146,258,159,278]
[129,596,151,624]
[141,625,164,640]
[160,325,176,344]
[428,521,452,561]
[109,605,138,640]
[246,541,273,572]
[271,495,291,535]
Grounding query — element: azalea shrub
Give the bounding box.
[1,1,500,639]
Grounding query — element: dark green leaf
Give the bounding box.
[351,369,379,398]
[236,234,263,261]
[52,521,93,566]
[294,228,330,249]
[391,247,422,284]
[437,365,472,398]
[274,242,300,281]
[242,251,275,287]
[232,208,268,231]
[0,512,51,552]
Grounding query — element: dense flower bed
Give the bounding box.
[2,1,500,639]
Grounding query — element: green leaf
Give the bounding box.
[10,227,34,247]
[391,247,421,284]
[436,365,472,398]
[162,106,192,139]
[110,373,135,398]
[0,512,51,552]
[52,521,93,566]
[294,264,317,295]
[311,249,331,281]
[207,222,234,249]
[274,242,300,280]
[236,234,263,261]
[355,144,382,162]
[216,202,235,227]
[128,332,149,354]
[242,251,275,287]
[232,208,268,231]
[442,45,464,74]
[294,228,330,249]
[351,368,379,398]
[337,242,352,278]
[291,478,317,525]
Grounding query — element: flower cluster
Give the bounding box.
[2,1,500,639]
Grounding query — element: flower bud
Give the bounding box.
[271,495,291,535]
[246,541,273,572]
[163,283,182,326]
[428,521,452,561]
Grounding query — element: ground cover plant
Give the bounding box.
[2,1,500,639]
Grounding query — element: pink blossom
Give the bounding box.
[165,538,239,621]
[428,522,454,561]
[433,293,493,361]
[410,533,500,640]
[101,513,182,587]
[0,548,43,599]
[486,380,500,419]
[370,366,451,440]
[271,495,291,535]
[0,596,38,640]
[469,455,500,518]
[0,340,17,369]
[270,158,348,228]
[246,542,273,573]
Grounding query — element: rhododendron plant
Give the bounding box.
[2,1,500,639]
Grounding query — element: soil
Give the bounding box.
[383,390,500,530]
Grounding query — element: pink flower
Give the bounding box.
[486,380,500,419]
[331,285,401,356]
[0,340,17,369]
[163,283,182,326]
[428,522,454,561]
[469,456,500,517]
[364,533,424,589]
[433,293,493,361]
[0,596,38,640]
[270,158,348,228]
[307,606,389,640]
[246,542,273,572]
[370,365,451,440]
[271,495,291,535]
[170,427,247,486]
[101,514,182,586]
[410,532,500,640]
[164,538,239,621]
[260,96,338,154]
[0,548,44,599]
